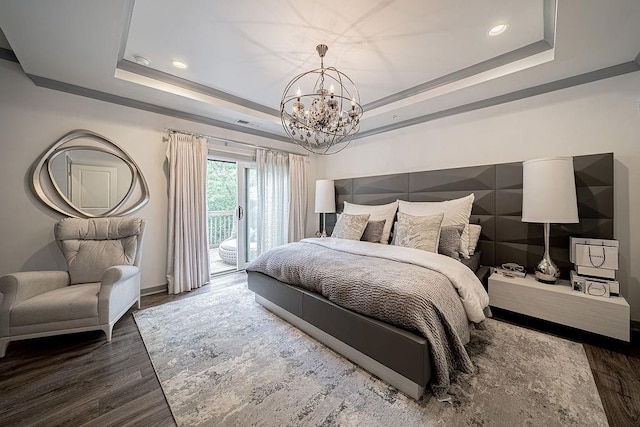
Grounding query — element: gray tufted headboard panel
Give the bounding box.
[324,153,614,278]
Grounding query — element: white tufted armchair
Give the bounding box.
[0,217,146,357]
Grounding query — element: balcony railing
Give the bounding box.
[208,210,235,248]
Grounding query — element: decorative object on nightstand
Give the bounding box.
[315,179,335,237]
[522,157,579,284]
[495,263,526,278]
[569,237,620,296]
[570,237,619,279]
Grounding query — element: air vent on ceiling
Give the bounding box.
[236,119,262,128]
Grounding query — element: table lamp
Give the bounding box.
[315,180,335,237]
[522,157,579,283]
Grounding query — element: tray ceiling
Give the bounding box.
[0,0,639,145]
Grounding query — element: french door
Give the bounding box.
[207,158,256,275]
[236,161,257,270]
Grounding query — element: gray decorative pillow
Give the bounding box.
[394,212,444,253]
[438,224,465,260]
[331,213,370,240]
[361,220,386,243]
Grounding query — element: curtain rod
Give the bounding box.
[163,128,309,157]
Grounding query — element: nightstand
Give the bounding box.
[488,272,630,341]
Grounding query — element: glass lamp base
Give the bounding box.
[534,257,560,284]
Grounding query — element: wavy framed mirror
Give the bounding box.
[32,129,149,218]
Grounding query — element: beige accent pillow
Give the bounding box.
[331,213,370,240]
[397,194,475,258]
[468,224,482,255]
[394,212,444,253]
[343,200,398,244]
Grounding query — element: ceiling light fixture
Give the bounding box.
[280,44,363,155]
[132,54,150,66]
[488,23,508,36]
[171,60,188,69]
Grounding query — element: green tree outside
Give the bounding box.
[207,160,236,245]
[207,160,236,211]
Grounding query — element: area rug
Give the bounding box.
[134,279,608,426]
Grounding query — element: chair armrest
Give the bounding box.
[101,265,140,288]
[0,271,70,337]
[99,266,141,323]
[0,271,70,307]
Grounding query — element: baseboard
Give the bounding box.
[141,284,168,296]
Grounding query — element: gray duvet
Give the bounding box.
[247,239,484,398]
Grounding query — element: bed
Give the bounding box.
[247,237,490,400]
[246,153,613,400]
[247,278,487,400]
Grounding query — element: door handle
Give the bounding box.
[237,205,244,220]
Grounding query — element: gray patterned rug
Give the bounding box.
[134,278,608,426]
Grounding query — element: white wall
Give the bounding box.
[3,53,637,322]
[315,71,640,321]
[0,61,317,291]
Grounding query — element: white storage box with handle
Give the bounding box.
[574,243,618,270]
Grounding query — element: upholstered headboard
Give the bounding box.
[325,153,613,278]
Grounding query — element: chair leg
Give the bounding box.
[0,338,10,358]
[103,325,113,342]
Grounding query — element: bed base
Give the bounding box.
[255,294,425,399]
[248,271,431,400]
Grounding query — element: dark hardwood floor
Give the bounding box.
[1,272,638,426]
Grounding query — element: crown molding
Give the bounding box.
[27,74,292,144]
[356,61,640,140]
[0,47,18,63]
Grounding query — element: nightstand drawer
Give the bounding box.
[489,273,630,341]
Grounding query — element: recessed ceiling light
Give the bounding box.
[171,60,188,69]
[488,23,508,36]
[132,54,150,66]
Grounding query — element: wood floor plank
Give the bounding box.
[584,345,639,380]
[0,308,175,425]
[1,271,638,426]
[590,369,640,427]
[84,389,176,427]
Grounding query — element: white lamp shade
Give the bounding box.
[315,180,336,213]
[522,157,579,223]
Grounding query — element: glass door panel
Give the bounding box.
[236,162,257,270]
[206,159,237,275]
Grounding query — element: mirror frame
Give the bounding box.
[46,146,138,217]
[32,129,150,218]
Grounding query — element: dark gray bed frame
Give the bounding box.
[248,153,614,399]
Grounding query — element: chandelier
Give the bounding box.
[280,44,363,155]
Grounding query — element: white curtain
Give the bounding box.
[288,153,307,242]
[256,149,289,254]
[166,133,210,294]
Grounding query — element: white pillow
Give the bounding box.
[343,200,398,244]
[468,224,482,255]
[397,194,475,258]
